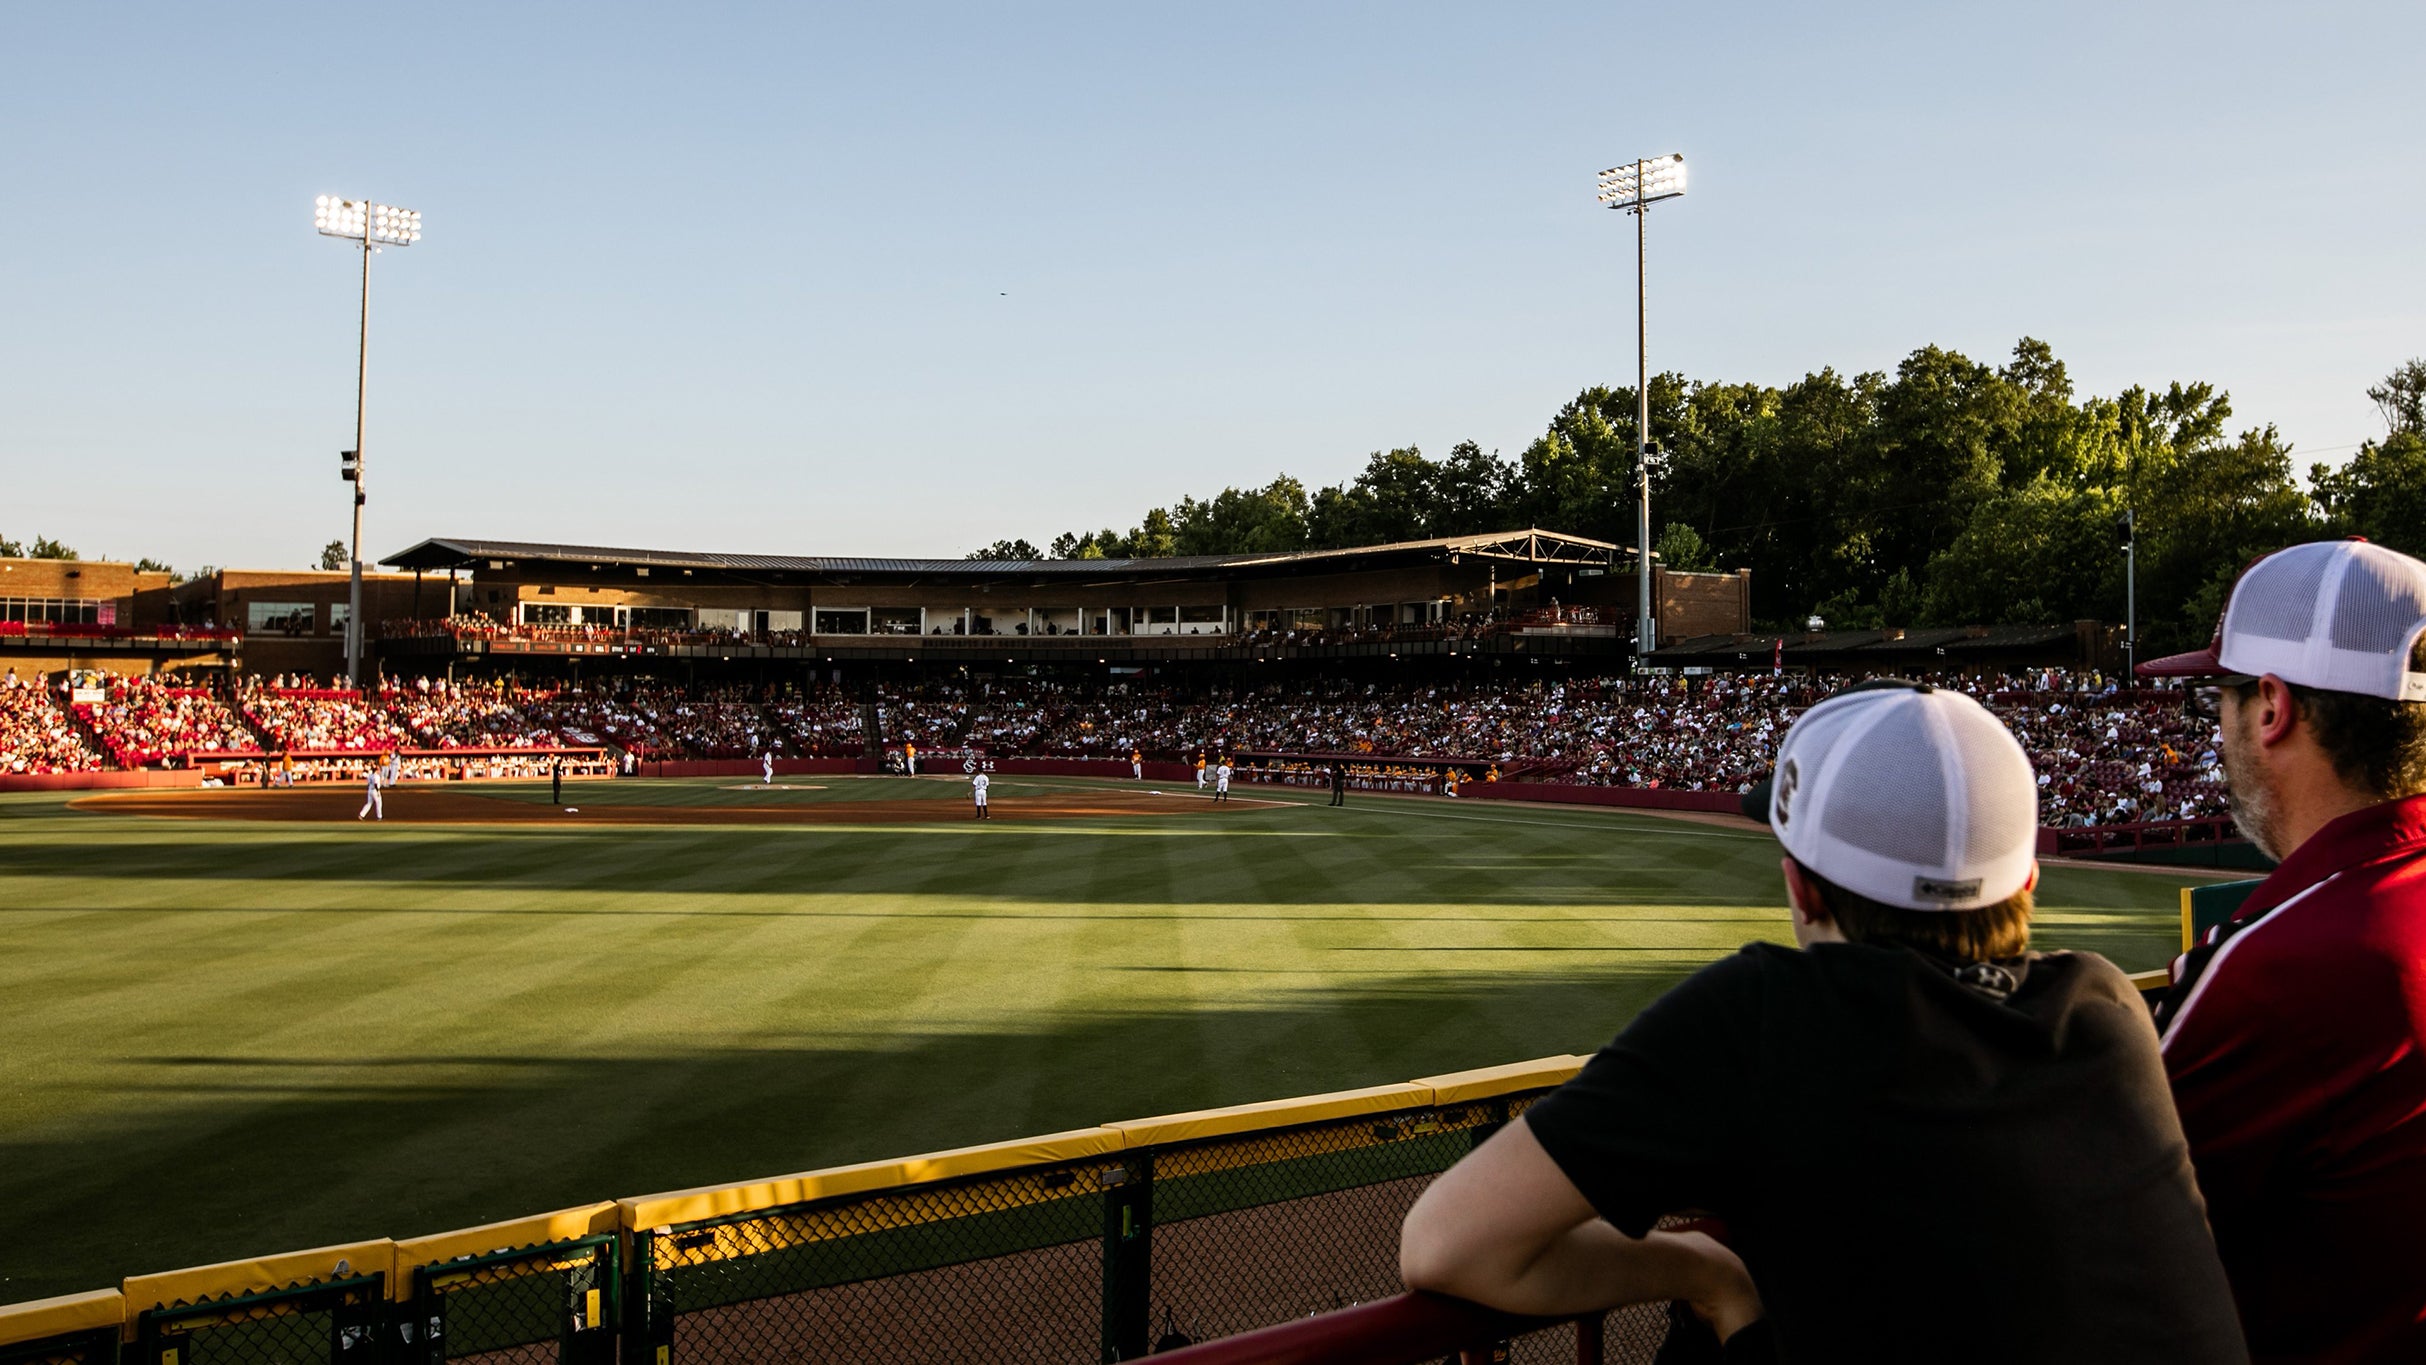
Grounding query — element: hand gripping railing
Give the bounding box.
[1142,1290,1606,1365]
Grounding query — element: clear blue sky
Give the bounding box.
[3,2,2419,573]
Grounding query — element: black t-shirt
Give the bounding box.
[1523,942,2247,1364]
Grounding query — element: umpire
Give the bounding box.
[1329,760,1346,806]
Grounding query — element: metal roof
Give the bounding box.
[380,529,1629,577]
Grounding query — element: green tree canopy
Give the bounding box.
[1020,338,2398,647]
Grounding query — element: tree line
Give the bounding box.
[967,343,2426,653]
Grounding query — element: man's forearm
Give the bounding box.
[1431,1222,1717,1319]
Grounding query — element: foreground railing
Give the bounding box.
[1145,1291,1612,1365]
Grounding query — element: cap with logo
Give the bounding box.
[2137,539,2426,702]
[1747,683,2039,913]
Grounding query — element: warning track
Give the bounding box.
[68,787,1242,826]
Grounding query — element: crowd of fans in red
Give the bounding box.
[0,666,2224,826]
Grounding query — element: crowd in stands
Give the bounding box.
[239,679,416,753]
[70,675,260,766]
[387,677,568,749]
[0,672,105,774]
[1,665,2228,827]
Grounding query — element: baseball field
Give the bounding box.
[0,775,2212,1302]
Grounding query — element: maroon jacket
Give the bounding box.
[2162,793,2426,1363]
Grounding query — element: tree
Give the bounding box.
[133,557,177,577]
[29,536,78,561]
[1168,477,1311,556]
[2366,358,2426,437]
[319,540,349,570]
[0,536,20,557]
[1307,447,1440,548]
[2307,360,2426,559]
[964,538,1043,561]
[1653,522,1714,572]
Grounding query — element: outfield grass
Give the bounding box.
[0,776,2220,1301]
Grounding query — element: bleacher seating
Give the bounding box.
[72,676,261,766]
[0,673,107,774]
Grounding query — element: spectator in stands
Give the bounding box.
[1399,682,2245,1363]
[2142,540,2426,1363]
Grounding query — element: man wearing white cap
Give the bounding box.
[2138,538,2426,1364]
[1401,681,2244,1363]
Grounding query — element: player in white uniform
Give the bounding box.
[762,752,775,786]
[357,758,385,821]
[1213,761,1231,803]
[971,771,990,820]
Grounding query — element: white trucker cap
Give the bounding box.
[1754,683,2039,912]
[2137,539,2426,702]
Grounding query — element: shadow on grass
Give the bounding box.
[0,966,1684,1302]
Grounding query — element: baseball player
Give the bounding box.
[356,757,384,821]
[905,742,918,776]
[1195,752,1208,791]
[971,771,990,820]
[1213,758,1232,803]
[1131,748,1144,781]
[762,752,775,786]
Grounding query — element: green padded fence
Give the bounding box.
[4,1057,1679,1365]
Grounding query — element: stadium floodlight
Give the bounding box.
[311,195,424,686]
[1596,153,1686,658]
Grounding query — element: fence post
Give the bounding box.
[1101,1151,1154,1362]
[622,1234,671,1365]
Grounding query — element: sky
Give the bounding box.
[2,2,2420,573]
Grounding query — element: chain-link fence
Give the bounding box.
[634,1154,1112,1365]
[404,1235,618,1365]
[134,1275,387,1365]
[1143,1101,1496,1348]
[36,1078,1693,1365]
[0,1327,119,1365]
[621,1087,1682,1364]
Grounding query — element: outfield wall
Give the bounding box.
[1463,781,1745,815]
[0,769,205,793]
[0,1056,1622,1365]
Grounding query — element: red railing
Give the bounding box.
[0,622,241,642]
[2036,815,2241,857]
[1147,1292,1600,1365]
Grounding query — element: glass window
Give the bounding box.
[247,602,317,634]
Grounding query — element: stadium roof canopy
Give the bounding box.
[381,529,1630,582]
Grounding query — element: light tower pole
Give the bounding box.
[1597,153,1686,659]
[313,195,422,688]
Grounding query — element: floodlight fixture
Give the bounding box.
[1595,152,1689,657]
[314,195,422,247]
[1596,153,1687,212]
[311,193,426,685]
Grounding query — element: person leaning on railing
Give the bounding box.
[2138,539,2426,1365]
[1399,681,2248,1364]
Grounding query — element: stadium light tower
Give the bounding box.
[313,195,423,688]
[1597,153,1686,658]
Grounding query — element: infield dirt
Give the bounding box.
[68,786,1244,826]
